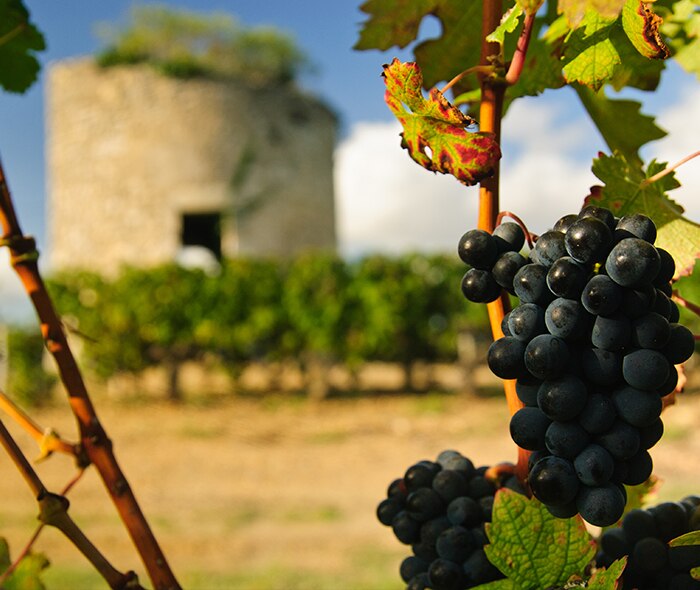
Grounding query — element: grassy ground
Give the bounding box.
[0,388,698,590]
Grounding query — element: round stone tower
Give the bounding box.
[46,58,337,272]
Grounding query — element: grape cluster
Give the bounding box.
[458,207,695,527]
[376,450,521,590]
[597,497,700,589]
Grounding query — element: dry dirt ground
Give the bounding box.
[0,388,698,590]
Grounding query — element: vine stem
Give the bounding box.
[641,149,700,187]
[504,12,536,86]
[0,159,181,590]
[478,0,529,484]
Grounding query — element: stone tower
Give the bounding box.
[46,58,337,272]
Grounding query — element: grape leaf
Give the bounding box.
[658,0,700,79]
[587,153,700,277]
[621,0,670,59]
[382,59,501,185]
[474,579,516,589]
[0,0,46,94]
[670,531,700,546]
[575,86,667,165]
[562,11,621,90]
[587,558,627,589]
[0,538,49,590]
[487,5,524,46]
[623,476,660,512]
[484,490,596,589]
[354,0,438,50]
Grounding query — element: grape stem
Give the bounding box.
[641,149,700,187]
[495,210,536,250]
[504,12,536,86]
[441,65,494,96]
[672,291,700,319]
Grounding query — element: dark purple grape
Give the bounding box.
[553,214,578,233]
[546,256,589,299]
[621,449,653,486]
[574,444,615,486]
[510,407,551,451]
[545,421,590,459]
[392,511,421,544]
[578,393,617,435]
[524,334,570,380]
[400,556,430,583]
[579,205,616,231]
[508,303,546,342]
[654,247,676,286]
[623,349,670,391]
[632,312,671,349]
[565,217,613,264]
[615,213,657,244]
[639,418,664,450]
[446,496,481,528]
[531,231,567,267]
[537,374,588,421]
[406,488,444,522]
[606,238,661,288]
[576,483,625,526]
[436,526,475,562]
[633,537,669,573]
[581,274,623,316]
[611,385,663,427]
[428,558,465,590]
[515,376,541,406]
[432,470,468,503]
[378,498,404,526]
[545,298,590,340]
[458,229,498,268]
[663,323,696,365]
[591,313,631,351]
[581,347,623,387]
[493,222,525,253]
[405,462,441,492]
[529,455,580,506]
[461,268,502,303]
[513,263,553,305]
[596,419,640,460]
[488,337,527,379]
[492,251,527,292]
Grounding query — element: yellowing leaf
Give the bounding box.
[559,0,626,27]
[382,59,501,186]
[354,0,439,50]
[484,490,596,588]
[587,558,627,589]
[622,0,670,59]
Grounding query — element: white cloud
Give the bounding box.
[334,99,597,257]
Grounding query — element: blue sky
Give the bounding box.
[0,1,698,278]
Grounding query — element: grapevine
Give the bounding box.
[358,0,700,587]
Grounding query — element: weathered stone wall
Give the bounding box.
[47,58,337,272]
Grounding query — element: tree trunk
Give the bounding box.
[165,359,182,402]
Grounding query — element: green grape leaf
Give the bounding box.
[562,11,621,90]
[487,4,524,46]
[484,490,596,589]
[0,0,46,93]
[621,0,670,59]
[575,86,667,165]
[0,538,49,590]
[413,0,484,89]
[660,0,700,79]
[587,153,700,277]
[587,558,628,589]
[354,0,438,50]
[382,59,501,185]
[474,579,516,589]
[670,531,700,546]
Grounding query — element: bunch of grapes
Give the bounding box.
[458,207,695,526]
[597,497,700,589]
[376,450,522,590]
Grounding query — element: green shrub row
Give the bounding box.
[44,253,488,397]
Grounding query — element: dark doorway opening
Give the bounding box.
[181,212,222,260]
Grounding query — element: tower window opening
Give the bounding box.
[181,212,222,260]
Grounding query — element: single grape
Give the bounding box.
[462,549,503,586]
[405,462,441,492]
[622,508,658,544]
[623,349,670,391]
[508,303,547,342]
[545,298,590,340]
[546,501,579,519]
[510,407,551,451]
[467,475,496,499]
[446,496,482,528]
[632,537,669,574]
[537,374,588,421]
[581,274,623,316]
[513,263,553,305]
[669,543,700,571]
[591,313,631,351]
[436,526,476,562]
[493,222,525,253]
[611,385,663,427]
[565,217,613,264]
[545,421,590,459]
[419,516,451,547]
[546,256,589,299]
[620,285,657,319]
[651,502,689,542]
[596,419,640,460]
[428,558,465,590]
[654,247,676,286]
[663,323,696,365]
[492,251,527,292]
[600,527,630,560]
[653,289,673,319]
[638,418,664,450]
[528,455,580,506]
[392,511,422,544]
[458,229,499,268]
[406,488,444,522]
[461,268,502,303]
[578,393,617,435]
[576,483,625,526]
[606,238,661,288]
[432,470,469,503]
[515,376,542,406]
[524,334,570,380]
[553,213,578,233]
[574,444,615,486]
[406,572,430,590]
[487,337,527,379]
[615,213,657,244]
[622,449,653,486]
[388,478,408,500]
[631,312,671,349]
[400,556,430,583]
[531,231,567,267]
